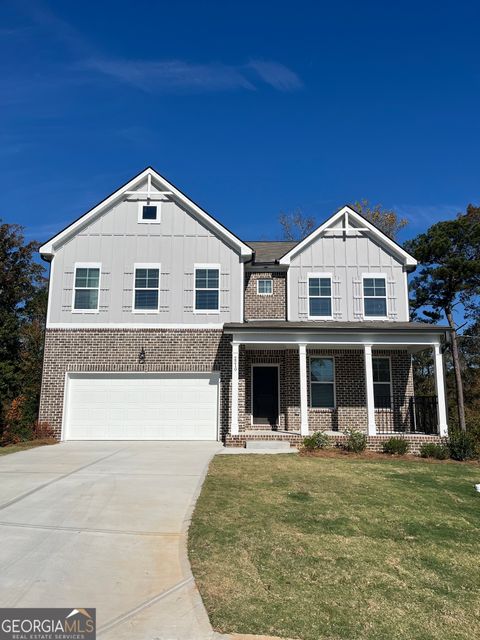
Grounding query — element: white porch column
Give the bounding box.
[299,343,309,436]
[364,344,376,436]
[231,342,239,436]
[433,343,448,437]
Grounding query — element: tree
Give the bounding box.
[0,221,45,431]
[353,200,408,240]
[405,205,480,431]
[279,209,316,241]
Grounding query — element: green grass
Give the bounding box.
[188,454,480,640]
[0,439,56,456]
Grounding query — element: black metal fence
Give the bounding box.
[374,395,438,435]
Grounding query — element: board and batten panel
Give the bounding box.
[49,181,243,324]
[64,373,219,440]
[289,227,409,322]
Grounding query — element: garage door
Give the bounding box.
[64,373,219,440]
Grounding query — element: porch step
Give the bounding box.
[245,440,292,451]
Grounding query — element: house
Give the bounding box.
[38,167,449,450]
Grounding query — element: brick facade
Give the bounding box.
[39,328,232,439]
[40,329,417,442]
[244,271,286,320]
[237,347,414,434]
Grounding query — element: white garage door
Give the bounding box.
[64,373,219,440]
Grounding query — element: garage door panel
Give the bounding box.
[65,374,219,440]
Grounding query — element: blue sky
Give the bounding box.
[1,0,479,246]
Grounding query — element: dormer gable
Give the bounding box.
[278,205,417,270]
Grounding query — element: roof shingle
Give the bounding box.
[246,241,298,263]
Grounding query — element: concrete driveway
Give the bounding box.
[0,441,223,639]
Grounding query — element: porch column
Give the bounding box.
[364,344,376,435]
[231,342,239,436]
[433,343,448,437]
[299,343,309,436]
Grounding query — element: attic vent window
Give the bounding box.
[138,202,161,223]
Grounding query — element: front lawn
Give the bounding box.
[188,454,480,640]
[0,439,56,456]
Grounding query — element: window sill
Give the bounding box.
[193,310,220,315]
[132,310,160,314]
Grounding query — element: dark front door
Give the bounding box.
[252,366,279,427]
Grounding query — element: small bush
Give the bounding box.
[32,421,55,440]
[419,442,449,460]
[448,430,478,461]
[303,431,331,451]
[1,396,34,445]
[382,437,409,455]
[342,428,367,453]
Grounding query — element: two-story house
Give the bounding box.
[39,167,449,450]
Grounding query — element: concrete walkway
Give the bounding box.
[0,441,223,639]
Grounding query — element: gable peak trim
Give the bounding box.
[278,205,416,267]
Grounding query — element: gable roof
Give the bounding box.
[246,240,298,263]
[278,205,417,269]
[39,167,253,260]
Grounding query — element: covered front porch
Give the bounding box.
[224,322,449,447]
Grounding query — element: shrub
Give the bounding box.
[382,437,409,455]
[32,421,55,440]
[1,396,34,445]
[448,429,478,461]
[303,431,331,451]
[419,442,449,460]
[342,428,367,453]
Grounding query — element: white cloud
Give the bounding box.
[82,58,256,92]
[248,59,303,91]
[395,203,462,229]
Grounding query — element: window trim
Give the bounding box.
[71,262,101,314]
[194,263,221,314]
[257,278,273,296]
[309,356,336,409]
[373,356,393,409]
[307,272,333,320]
[137,201,162,224]
[362,273,388,320]
[132,263,161,314]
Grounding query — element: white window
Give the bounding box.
[363,275,387,318]
[138,202,161,223]
[308,273,332,318]
[373,357,392,408]
[133,264,161,312]
[72,263,101,312]
[310,357,335,408]
[257,279,273,295]
[194,264,220,313]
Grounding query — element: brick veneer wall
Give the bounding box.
[39,328,232,439]
[237,347,415,434]
[225,432,441,455]
[244,272,286,320]
[40,329,416,441]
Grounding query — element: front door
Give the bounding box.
[252,366,279,427]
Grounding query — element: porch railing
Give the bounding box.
[374,395,439,435]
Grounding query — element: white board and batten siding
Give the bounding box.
[63,373,220,440]
[48,180,244,326]
[289,220,409,322]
